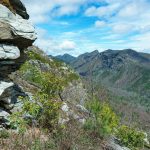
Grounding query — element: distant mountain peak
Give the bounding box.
[55,49,150,67]
[92,49,99,53]
[55,53,76,64]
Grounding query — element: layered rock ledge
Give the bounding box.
[0,0,36,128]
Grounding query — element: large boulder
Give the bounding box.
[0,81,25,107]
[0,81,14,96]
[0,4,36,49]
[0,81,26,128]
[61,82,87,105]
[0,44,20,59]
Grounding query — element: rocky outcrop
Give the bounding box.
[61,82,87,105]
[0,4,36,49]
[0,1,36,128]
[9,0,29,19]
[0,44,20,59]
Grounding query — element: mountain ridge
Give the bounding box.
[55,49,150,107]
[55,48,150,130]
[55,53,76,64]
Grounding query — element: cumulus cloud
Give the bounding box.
[21,0,150,54]
[59,40,76,51]
[112,23,133,34]
[22,0,86,24]
[117,0,149,19]
[84,0,150,52]
[34,28,77,55]
[85,3,120,18]
[85,0,150,30]
[95,20,106,28]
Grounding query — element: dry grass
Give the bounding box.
[0,121,106,150]
[0,128,50,150]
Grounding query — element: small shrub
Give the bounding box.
[9,111,28,134]
[0,129,10,139]
[20,61,65,97]
[84,99,119,138]
[28,51,51,64]
[67,73,80,81]
[116,125,146,150]
[11,93,62,132]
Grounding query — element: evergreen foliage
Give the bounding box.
[84,98,119,138]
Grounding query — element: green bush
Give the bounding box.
[15,93,62,131]
[20,52,79,97]
[16,50,81,132]
[0,129,10,139]
[9,110,28,134]
[84,99,119,138]
[116,125,145,150]
[20,61,65,97]
[28,51,49,64]
[34,93,62,129]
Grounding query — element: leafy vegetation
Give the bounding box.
[20,50,80,93]
[10,93,62,133]
[2,48,149,150]
[20,61,65,96]
[83,98,149,150]
[116,125,146,150]
[0,130,10,139]
[84,98,119,138]
[6,48,81,138]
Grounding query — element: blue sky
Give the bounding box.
[22,0,150,56]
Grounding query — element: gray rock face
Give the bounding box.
[0,22,12,39]
[0,44,20,59]
[0,81,25,106]
[0,81,26,127]
[0,1,36,128]
[0,82,14,96]
[107,138,131,150]
[9,0,29,19]
[0,4,37,49]
[61,82,87,105]
[59,102,89,125]
[0,109,10,120]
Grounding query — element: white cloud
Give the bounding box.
[59,40,76,51]
[85,0,150,31]
[117,0,149,19]
[22,0,86,24]
[21,0,150,54]
[84,6,96,16]
[112,23,133,34]
[127,32,150,52]
[95,20,106,28]
[84,0,150,53]
[85,3,120,18]
[54,5,79,16]
[22,0,54,24]
[34,27,77,55]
